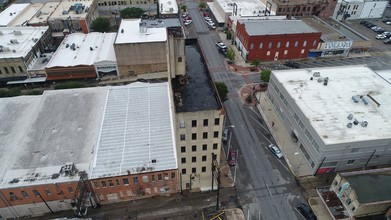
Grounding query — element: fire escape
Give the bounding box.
[72,172,98,217]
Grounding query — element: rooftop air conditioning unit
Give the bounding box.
[13,30,22,35]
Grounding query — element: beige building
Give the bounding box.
[114,19,185,80]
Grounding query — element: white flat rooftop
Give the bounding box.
[50,0,92,20]
[273,65,391,145]
[46,32,117,68]
[91,82,177,179]
[8,3,43,26]
[0,3,29,26]
[159,0,178,15]
[28,2,60,25]
[0,26,49,59]
[215,0,269,17]
[115,19,167,44]
[0,87,108,188]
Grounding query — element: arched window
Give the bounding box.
[21,191,29,198]
[9,192,17,201]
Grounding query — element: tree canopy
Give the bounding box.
[91,17,111,33]
[260,69,271,82]
[120,7,144,19]
[215,82,228,101]
[226,47,235,61]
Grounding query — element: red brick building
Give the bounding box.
[235,20,322,62]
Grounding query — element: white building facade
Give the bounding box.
[267,66,391,175]
[333,0,387,20]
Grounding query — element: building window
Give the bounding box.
[18,66,23,73]
[259,43,263,49]
[179,121,185,128]
[192,156,196,162]
[164,173,169,180]
[171,172,176,179]
[180,134,185,141]
[347,160,355,165]
[181,157,186,163]
[181,146,186,153]
[352,206,356,211]
[4,67,9,74]
[295,41,298,47]
[192,120,197,127]
[10,67,15,73]
[45,189,51,196]
[214,118,220,125]
[94,181,99,188]
[192,168,196,173]
[303,41,307,47]
[350,148,359,153]
[178,57,182,62]
[213,143,218,149]
[192,145,197,152]
[202,144,207,151]
[108,180,114,187]
[142,176,149,183]
[212,154,217,160]
[192,133,197,140]
[202,167,206,172]
[33,190,39,197]
[116,179,120,186]
[277,42,281,48]
[67,187,74,193]
[133,177,139,184]
[0,69,2,74]
[313,40,317,46]
[214,131,219,138]
[182,169,186,174]
[203,119,208,126]
[286,41,290,48]
[267,51,270,56]
[123,178,129,185]
[202,155,207,161]
[203,132,208,139]
[268,42,272,49]
[21,191,29,198]
[301,49,305,54]
[152,175,155,182]
[284,50,288,55]
[101,181,107,187]
[158,174,162,181]
[9,192,17,201]
[250,43,254,49]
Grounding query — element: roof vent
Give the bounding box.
[361,121,368,127]
[90,47,93,51]
[361,96,369,105]
[151,159,157,163]
[121,29,124,33]
[313,72,320,77]
[10,39,18,44]
[353,119,359,125]
[347,114,353,120]
[352,96,360,103]
[347,123,352,128]
[13,30,22,35]
[317,77,323,83]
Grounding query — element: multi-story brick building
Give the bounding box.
[0,82,178,218]
[172,42,225,191]
[235,19,321,62]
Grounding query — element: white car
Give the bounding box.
[376,34,387,40]
[182,12,188,18]
[184,20,192,26]
[205,17,212,22]
[268,144,283,159]
[216,42,227,50]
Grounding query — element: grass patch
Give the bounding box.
[0,88,21,98]
[24,89,44,95]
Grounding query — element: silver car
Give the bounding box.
[268,144,283,158]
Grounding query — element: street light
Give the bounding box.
[225,125,235,158]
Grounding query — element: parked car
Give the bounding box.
[182,12,188,18]
[284,61,300,68]
[228,149,238,166]
[218,47,227,56]
[208,23,217,29]
[360,20,367,24]
[297,203,317,220]
[384,38,391,44]
[376,34,387,40]
[222,128,229,142]
[206,20,215,26]
[367,23,376,28]
[386,21,391,25]
[383,32,391,37]
[268,144,283,158]
[205,16,213,22]
[184,20,192,26]
[216,42,227,50]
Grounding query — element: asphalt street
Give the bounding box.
[184,1,306,219]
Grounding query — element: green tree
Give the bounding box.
[251,58,260,67]
[199,1,206,10]
[215,82,228,101]
[260,69,272,82]
[91,17,111,33]
[226,47,235,61]
[180,4,187,12]
[120,7,144,19]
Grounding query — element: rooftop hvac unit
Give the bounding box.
[13,30,22,35]
[352,96,360,103]
[361,121,368,127]
[347,123,352,128]
[353,119,359,125]
[313,72,321,77]
[347,114,353,120]
[361,96,369,105]
[317,77,323,83]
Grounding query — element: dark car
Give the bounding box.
[297,203,317,220]
[367,23,376,28]
[228,149,238,166]
[285,61,300,68]
[218,47,227,56]
[376,29,385,34]
[360,20,368,24]
[384,38,391,44]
